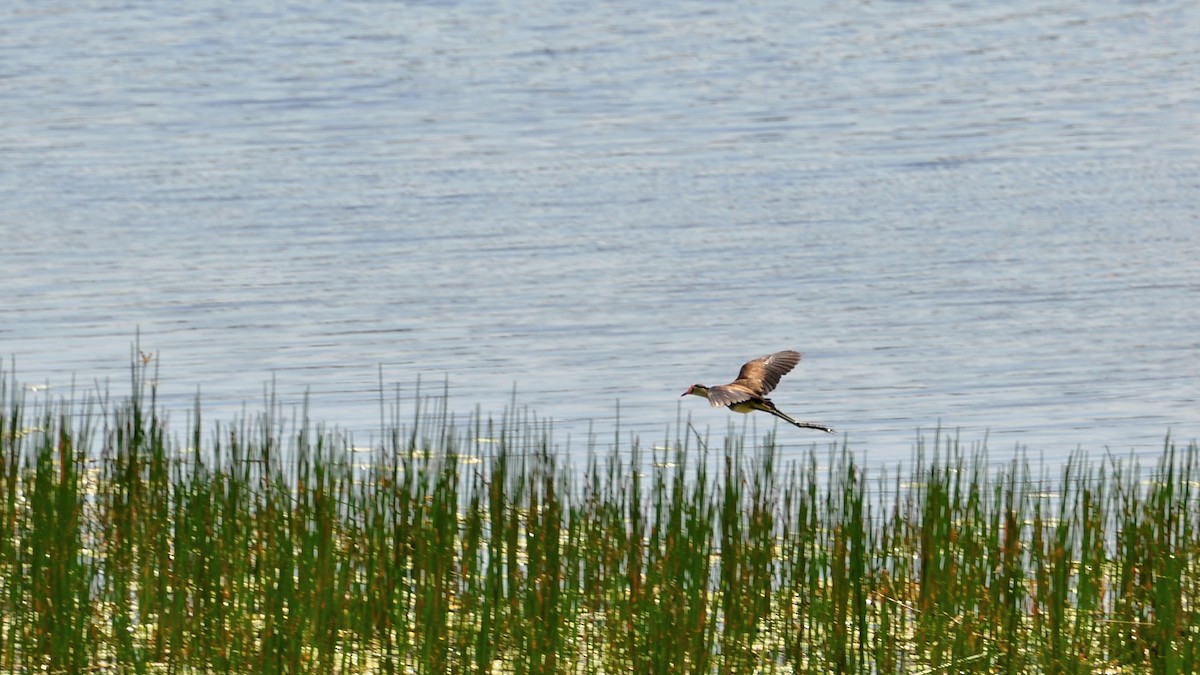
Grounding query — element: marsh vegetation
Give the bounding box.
[1,360,1195,673]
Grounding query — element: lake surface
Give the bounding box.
[2,1,1197,464]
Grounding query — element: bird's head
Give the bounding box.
[682,384,710,399]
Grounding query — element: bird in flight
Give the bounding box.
[682,350,834,433]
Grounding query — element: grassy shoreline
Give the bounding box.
[1,361,1196,673]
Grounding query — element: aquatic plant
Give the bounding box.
[0,359,1195,673]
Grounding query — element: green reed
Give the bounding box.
[0,358,1196,673]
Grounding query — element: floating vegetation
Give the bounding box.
[0,359,1196,673]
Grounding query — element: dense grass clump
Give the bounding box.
[0,359,1196,673]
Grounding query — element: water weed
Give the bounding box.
[0,360,1195,673]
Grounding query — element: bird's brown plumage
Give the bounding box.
[705,350,801,408]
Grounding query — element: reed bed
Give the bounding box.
[0,360,1196,673]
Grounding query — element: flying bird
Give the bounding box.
[682,350,834,433]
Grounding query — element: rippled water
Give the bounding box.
[2,1,1197,463]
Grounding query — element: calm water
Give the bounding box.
[2,1,1197,464]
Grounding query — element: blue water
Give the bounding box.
[2,1,1197,463]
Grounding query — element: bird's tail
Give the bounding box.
[762,401,835,434]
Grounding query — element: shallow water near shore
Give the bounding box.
[2,0,1197,463]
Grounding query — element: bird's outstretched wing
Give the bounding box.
[706,350,801,407]
[706,384,756,407]
[733,350,801,396]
